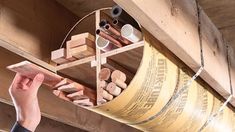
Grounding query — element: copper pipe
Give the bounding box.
[96,29,123,48]
[105,24,120,36]
[105,24,132,45]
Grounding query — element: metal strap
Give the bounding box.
[129,0,206,126]
[198,95,233,132]
[129,66,204,125]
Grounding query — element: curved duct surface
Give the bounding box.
[89,30,235,132]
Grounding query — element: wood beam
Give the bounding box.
[114,0,235,106]
[0,102,86,132]
[0,48,138,131]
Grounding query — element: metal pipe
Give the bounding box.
[111,5,140,30]
[96,29,123,48]
[96,36,116,52]
[105,24,132,45]
[99,19,109,28]
[121,24,143,43]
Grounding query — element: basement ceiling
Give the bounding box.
[199,0,235,51]
[56,0,235,54]
[56,0,115,17]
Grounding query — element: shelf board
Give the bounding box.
[101,41,144,58]
[56,55,95,71]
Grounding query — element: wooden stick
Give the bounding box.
[103,59,134,83]
[57,82,96,101]
[100,80,108,89]
[67,91,88,100]
[100,99,107,104]
[99,68,111,81]
[57,83,82,93]
[112,78,127,89]
[106,82,122,96]
[74,101,94,107]
[53,90,71,101]
[111,70,126,82]
[73,98,94,107]
[53,78,69,89]
[102,90,113,101]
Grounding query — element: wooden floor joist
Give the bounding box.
[114,0,235,106]
[0,102,86,132]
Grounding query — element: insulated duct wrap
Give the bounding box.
[90,31,235,132]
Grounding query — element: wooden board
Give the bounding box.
[7,61,62,87]
[114,0,235,106]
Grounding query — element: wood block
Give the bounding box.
[70,45,95,59]
[53,78,68,88]
[53,90,71,101]
[73,100,94,107]
[71,32,95,42]
[67,38,95,49]
[102,90,113,101]
[99,68,111,81]
[66,38,95,59]
[7,61,62,87]
[112,78,127,89]
[111,70,126,82]
[51,48,70,64]
[57,82,96,101]
[100,81,108,89]
[67,91,89,100]
[106,82,122,96]
[57,83,82,93]
[73,98,90,103]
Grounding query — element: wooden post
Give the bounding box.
[95,10,103,105]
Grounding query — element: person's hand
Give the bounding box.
[9,73,44,131]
